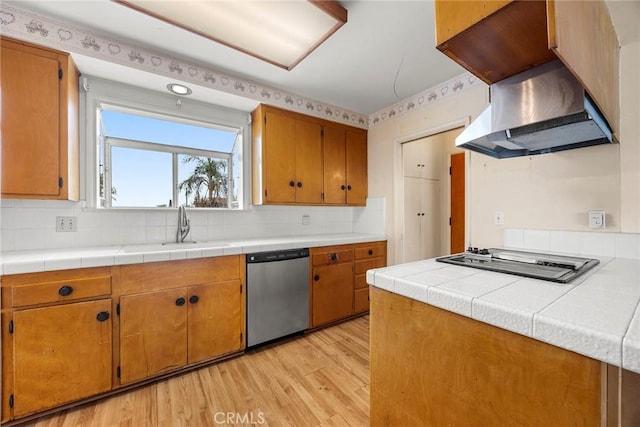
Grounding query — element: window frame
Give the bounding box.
[103,136,233,208]
[80,75,252,210]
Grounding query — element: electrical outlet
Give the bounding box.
[588,210,605,229]
[494,211,504,225]
[302,215,311,225]
[56,216,77,232]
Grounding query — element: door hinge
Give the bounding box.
[449,217,452,226]
[116,303,120,316]
[9,394,14,409]
[321,128,324,137]
[58,177,64,188]
[240,332,243,343]
[321,192,324,200]
[264,189,267,197]
[117,366,121,378]
[264,116,267,125]
[58,69,63,80]
[449,166,452,175]
[8,320,13,334]
[239,284,243,294]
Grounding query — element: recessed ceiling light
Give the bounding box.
[167,83,192,96]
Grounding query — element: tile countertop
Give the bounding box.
[0,233,387,276]
[366,253,640,375]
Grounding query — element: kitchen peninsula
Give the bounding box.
[367,253,640,426]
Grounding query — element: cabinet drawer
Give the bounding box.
[354,287,370,313]
[11,276,111,308]
[354,244,386,260]
[311,249,354,266]
[354,273,370,290]
[354,257,386,275]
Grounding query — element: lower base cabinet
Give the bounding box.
[310,241,386,327]
[12,299,113,418]
[117,257,245,385]
[370,287,640,426]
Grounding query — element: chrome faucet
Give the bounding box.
[176,204,191,243]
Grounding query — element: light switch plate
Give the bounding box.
[494,211,504,225]
[588,210,605,229]
[302,215,310,225]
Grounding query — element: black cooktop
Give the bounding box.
[436,248,600,283]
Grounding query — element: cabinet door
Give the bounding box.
[120,288,187,384]
[1,43,60,196]
[323,125,347,204]
[295,119,323,204]
[311,262,354,327]
[402,139,426,178]
[264,110,297,203]
[345,129,367,205]
[13,300,112,417]
[187,280,244,364]
[403,177,441,262]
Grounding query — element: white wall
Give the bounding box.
[368,2,640,264]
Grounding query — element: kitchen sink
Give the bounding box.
[120,241,232,253]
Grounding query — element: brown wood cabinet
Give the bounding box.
[353,242,386,314]
[252,104,368,206]
[323,125,368,206]
[434,0,619,138]
[370,287,640,426]
[1,267,113,421]
[115,256,245,385]
[310,241,386,327]
[252,104,323,205]
[1,36,79,200]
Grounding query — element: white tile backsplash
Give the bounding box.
[505,228,640,260]
[0,197,385,251]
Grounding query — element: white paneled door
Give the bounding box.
[403,176,441,262]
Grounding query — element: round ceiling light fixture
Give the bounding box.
[167,83,192,96]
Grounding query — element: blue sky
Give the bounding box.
[101,110,237,207]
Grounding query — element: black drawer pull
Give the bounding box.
[297,181,303,188]
[96,311,110,322]
[176,297,186,306]
[289,181,295,187]
[347,185,352,191]
[368,249,373,255]
[189,295,199,304]
[58,285,74,297]
[330,253,338,262]
[341,185,346,190]
[314,275,320,281]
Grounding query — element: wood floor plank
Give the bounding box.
[18,315,369,427]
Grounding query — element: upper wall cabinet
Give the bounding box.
[323,124,367,206]
[252,104,368,206]
[1,37,80,201]
[435,0,619,137]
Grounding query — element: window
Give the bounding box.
[82,76,251,210]
[99,108,240,208]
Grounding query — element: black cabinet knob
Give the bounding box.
[297,181,302,188]
[289,181,295,187]
[341,185,346,190]
[330,253,338,262]
[368,249,373,255]
[347,185,352,191]
[189,295,199,304]
[58,285,73,297]
[175,297,186,306]
[96,311,110,322]
[314,275,320,281]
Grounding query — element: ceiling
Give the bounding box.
[8,0,467,116]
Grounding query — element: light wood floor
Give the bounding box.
[21,316,370,427]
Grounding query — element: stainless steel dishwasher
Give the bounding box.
[246,248,309,348]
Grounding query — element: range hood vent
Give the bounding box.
[456,60,613,159]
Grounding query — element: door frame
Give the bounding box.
[392,118,471,265]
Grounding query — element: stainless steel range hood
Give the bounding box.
[456,60,613,159]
